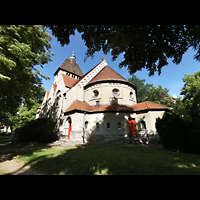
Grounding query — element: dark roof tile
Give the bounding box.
[54,58,84,77]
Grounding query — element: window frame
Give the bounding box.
[107,122,111,130]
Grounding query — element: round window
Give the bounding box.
[130,91,134,99]
[93,90,99,98]
[113,89,120,97]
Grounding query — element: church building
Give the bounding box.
[36,53,168,144]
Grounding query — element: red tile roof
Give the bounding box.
[132,101,166,111]
[65,100,167,114]
[85,65,137,91]
[89,65,127,84]
[62,74,79,88]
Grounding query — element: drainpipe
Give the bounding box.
[83,88,86,144]
[83,111,86,144]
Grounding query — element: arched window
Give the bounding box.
[141,120,146,130]
[85,121,89,129]
[96,123,100,131]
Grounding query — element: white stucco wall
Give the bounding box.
[84,82,137,106]
[136,110,165,134]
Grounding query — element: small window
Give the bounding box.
[113,89,120,97]
[85,121,89,129]
[107,123,111,130]
[93,90,99,98]
[118,122,121,130]
[96,123,100,131]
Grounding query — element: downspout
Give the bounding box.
[83,87,86,144]
[83,111,86,144]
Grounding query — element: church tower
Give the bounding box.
[54,52,84,81]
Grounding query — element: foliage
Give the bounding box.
[128,75,174,107]
[148,85,174,108]
[3,86,46,131]
[15,118,58,143]
[181,71,200,119]
[0,25,53,127]
[47,25,200,76]
[156,112,188,152]
[156,71,200,153]
[128,75,153,103]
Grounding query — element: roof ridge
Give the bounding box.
[88,65,127,84]
[67,61,102,90]
[54,58,84,77]
[146,101,150,109]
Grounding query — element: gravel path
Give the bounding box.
[0,156,42,175]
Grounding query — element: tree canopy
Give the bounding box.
[128,74,174,108]
[0,25,53,126]
[47,25,200,75]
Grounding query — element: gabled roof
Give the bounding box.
[85,65,137,91]
[54,58,84,77]
[89,65,127,83]
[62,74,79,88]
[64,100,168,114]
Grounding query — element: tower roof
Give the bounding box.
[54,56,84,77]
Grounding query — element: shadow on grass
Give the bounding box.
[21,143,200,175]
[0,135,51,163]
[1,135,200,175]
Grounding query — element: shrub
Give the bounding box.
[15,118,58,143]
[156,112,200,153]
[156,112,188,152]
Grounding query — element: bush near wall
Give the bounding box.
[15,118,58,143]
[156,112,200,154]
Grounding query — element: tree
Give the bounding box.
[128,75,153,103]
[156,71,200,153]
[128,75,174,107]
[5,86,46,131]
[47,25,200,76]
[180,71,200,120]
[147,85,174,108]
[0,25,53,126]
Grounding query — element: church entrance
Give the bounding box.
[128,118,136,136]
[66,117,72,139]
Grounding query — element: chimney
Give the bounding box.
[70,51,76,65]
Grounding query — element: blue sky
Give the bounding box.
[37,30,200,97]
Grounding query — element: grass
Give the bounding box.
[1,135,200,175]
[20,143,200,175]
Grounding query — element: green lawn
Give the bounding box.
[20,143,200,175]
[1,135,200,175]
